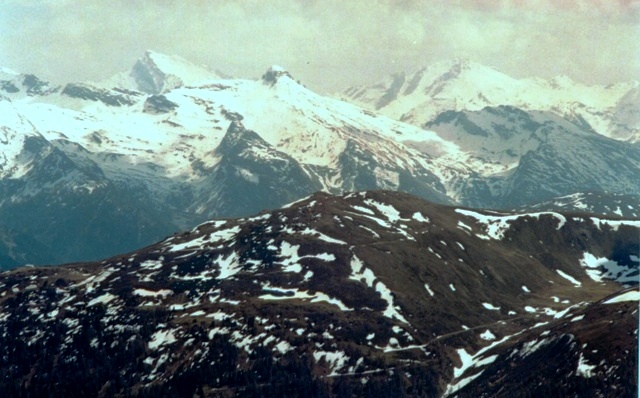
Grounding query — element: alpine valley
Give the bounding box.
[0,52,638,397]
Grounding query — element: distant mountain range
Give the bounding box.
[0,191,637,396]
[423,105,640,209]
[0,51,638,267]
[340,58,639,143]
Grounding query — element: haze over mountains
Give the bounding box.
[0,51,638,268]
[0,50,638,397]
[340,59,639,142]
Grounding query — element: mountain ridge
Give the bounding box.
[0,51,638,267]
[0,190,637,396]
[340,59,639,142]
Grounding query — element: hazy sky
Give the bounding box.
[1,0,638,93]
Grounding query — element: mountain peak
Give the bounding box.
[139,50,198,73]
[0,69,59,97]
[102,50,221,94]
[436,58,504,79]
[216,120,266,157]
[549,74,575,88]
[130,50,221,94]
[261,65,294,86]
[450,57,473,70]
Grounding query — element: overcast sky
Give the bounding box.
[1,0,638,93]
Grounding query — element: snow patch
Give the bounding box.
[168,226,241,252]
[314,350,349,376]
[481,302,500,311]
[87,293,117,307]
[375,280,409,323]
[424,283,435,296]
[591,217,640,232]
[259,285,352,311]
[556,269,582,287]
[579,252,637,283]
[412,212,430,222]
[349,255,376,288]
[363,199,406,223]
[518,338,552,358]
[576,352,596,378]
[217,252,241,279]
[603,290,640,304]
[148,329,177,350]
[480,330,496,341]
[455,209,567,240]
[133,288,173,297]
[444,348,498,396]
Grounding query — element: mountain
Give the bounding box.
[0,96,182,266]
[0,191,637,396]
[0,67,59,99]
[516,191,640,218]
[447,287,639,397]
[1,53,638,267]
[0,55,461,267]
[423,105,640,209]
[340,59,639,142]
[101,50,224,94]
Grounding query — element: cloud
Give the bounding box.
[0,0,637,92]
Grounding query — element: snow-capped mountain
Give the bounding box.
[0,53,462,266]
[0,95,182,268]
[340,59,639,142]
[101,50,224,94]
[0,99,45,179]
[0,191,637,396]
[0,52,638,267]
[10,60,457,190]
[0,67,59,99]
[423,105,640,208]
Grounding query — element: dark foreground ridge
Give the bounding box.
[0,191,637,397]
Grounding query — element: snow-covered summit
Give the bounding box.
[0,70,60,99]
[102,50,222,94]
[261,65,294,86]
[340,59,639,140]
[0,51,638,269]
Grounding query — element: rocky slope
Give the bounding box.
[0,191,637,396]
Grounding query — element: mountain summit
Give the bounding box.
[261,65,294,85]
[0,55,460,266]
[104,50,222,94]
[340,60,639,141]
[0,53,638,267]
